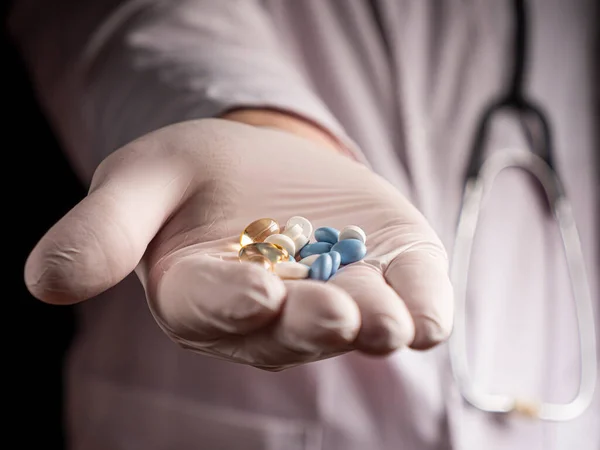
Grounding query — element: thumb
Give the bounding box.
[24,137,195,305]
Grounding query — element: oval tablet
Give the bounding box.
[314,227,340,244]
[264,233,296,257]
[331,239,367,265]
[285,216,313,239]
[339,225,367,244]
[329,251,341,275]
[309,253,333,281]
[298,254,320,266]
[274,261,310,279]
[299,242,333,259]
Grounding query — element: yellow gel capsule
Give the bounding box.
[238,242,289,266]
[245,255,274,272]
[240,218,280,247]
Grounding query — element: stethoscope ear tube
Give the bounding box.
[465,0,559,187]
[465,99,563,199]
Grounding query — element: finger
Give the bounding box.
[208,280,361,368]
[150,254,286,341]
[384,242,454,350]
[24,138,196,304]
[329,263,415,355]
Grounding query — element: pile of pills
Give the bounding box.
[238,216,367,281]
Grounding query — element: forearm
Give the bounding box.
[221,108,348,155]
[8,0,359,182]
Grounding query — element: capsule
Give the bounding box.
[243,255,274,272]
[238,242,289,267]
[240,218,280,247]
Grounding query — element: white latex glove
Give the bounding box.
[25,119,453,370]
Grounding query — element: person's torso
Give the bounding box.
[62,1,599,448]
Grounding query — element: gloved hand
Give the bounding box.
[25,119,453,370]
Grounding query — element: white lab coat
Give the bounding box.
[9,0,599,448]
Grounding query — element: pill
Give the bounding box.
[282,224,309,255]
[264,233,296,257]
[239,242,289,265]
[314,227,340,244]
[288,254,296,262]
[331,239,367,264]
[329,251,341,275]
[240,218,280,247]
[298,254,320,266]
[309,253,333,281]
[243,255,274,272]
[274,261,310,279]
[292,234,309,255]
[282,224,303,239]
[339,225,367,244]
[299,242,333,259]
[285,216,313,239]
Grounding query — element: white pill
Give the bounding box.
[282,223,303,239]
[298,254,320,266]
[285,216,313,239]
[292,234,309,256]
[264,234,296,257]
[282,224,309,254]
[274,261,310,279]
[339,225,367,244]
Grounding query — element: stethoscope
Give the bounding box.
[448,0,597,421]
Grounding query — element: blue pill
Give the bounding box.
[331,239,367,265]
[309,253,333,281]
[314,227,340,244]
[288,254,296,262]
[299,242,333,259]
[329,251,341,275]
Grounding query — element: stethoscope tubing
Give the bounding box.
[448,0,597,421]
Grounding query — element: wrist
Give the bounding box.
[220,108,350,155]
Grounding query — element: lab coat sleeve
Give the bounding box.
[8,0,360,182]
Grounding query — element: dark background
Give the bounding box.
[4,3,82,448]
[3,3,597,449]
